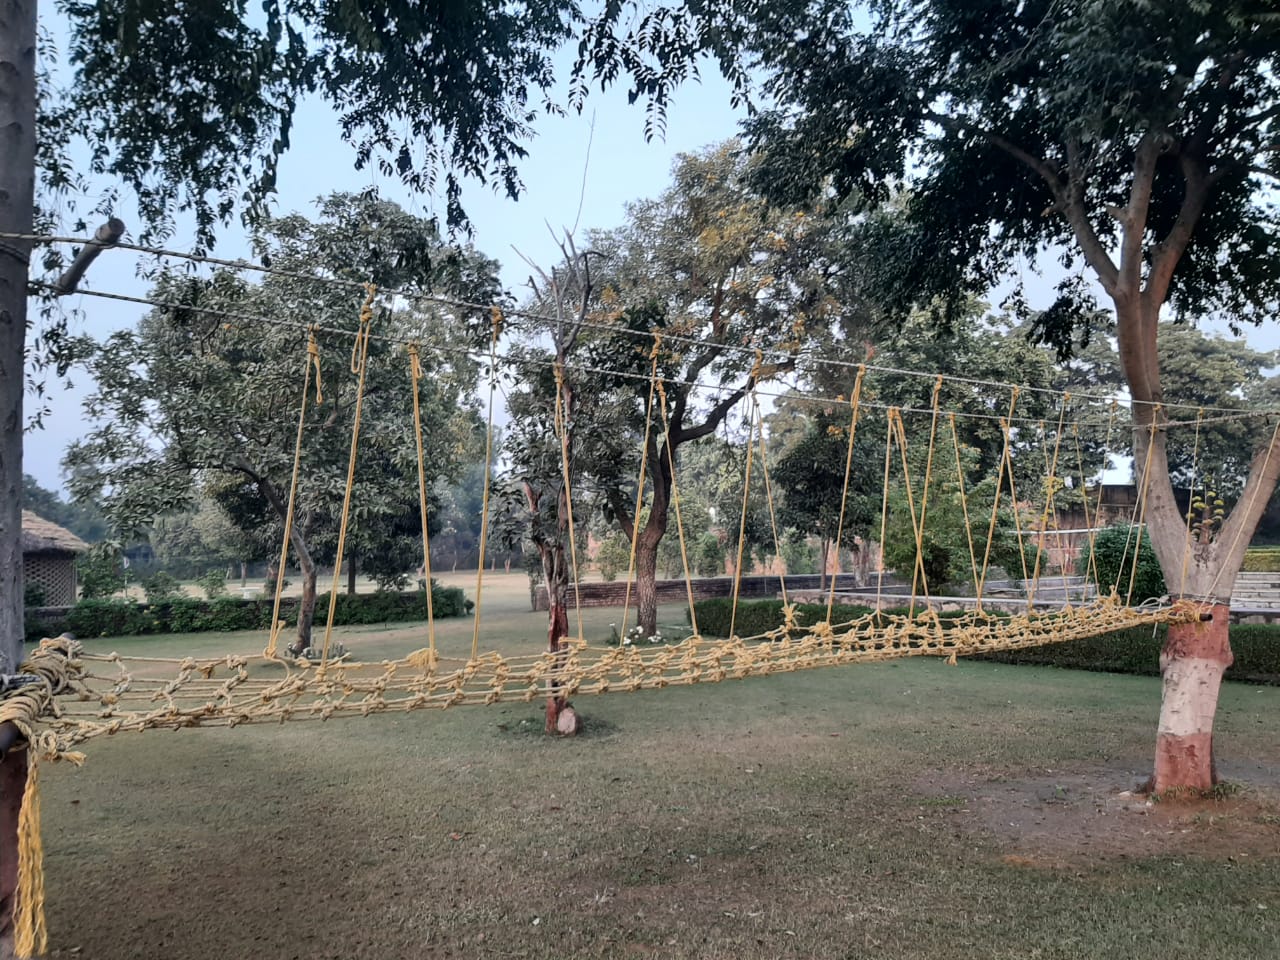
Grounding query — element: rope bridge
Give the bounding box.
[0,261,1234,957]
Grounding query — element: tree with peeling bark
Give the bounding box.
[584,143,850,637]
[493,241,613,734]
[728,0,1280,792]
[63,195,493,653]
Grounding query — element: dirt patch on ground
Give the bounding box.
[915,763,1280,868]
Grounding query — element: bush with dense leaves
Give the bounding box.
[1242,547,1280,572]
[43,582,471,639]
[1084,525,1166,603]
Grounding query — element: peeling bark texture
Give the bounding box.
[543,568,570,734]
[0,747,26,959]
[1151,603,1233,793]
[634,542,660,638]
[0,0,36,675]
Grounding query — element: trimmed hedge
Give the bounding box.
[1242,547,1280,572]
[694,598,1280,684]
[29,583,471,641]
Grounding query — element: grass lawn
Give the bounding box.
[31,572,1280,959]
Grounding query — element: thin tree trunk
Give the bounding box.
[347,555,357,595]
[0,745,24,959]
[240,561,247,588]
[542,546,574,734]
[0,0,35,677]
[0,10,36,949]
[635,539,659,638]
[293,556,318,655]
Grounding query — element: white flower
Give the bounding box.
[623,637,633,646]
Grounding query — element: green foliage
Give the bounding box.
[778,529,815,575]
[23,474,109,543]
[694,598,875,639]
[55,582,471,639]
[694,533,725,578]
[1243,548,1280,572]
[1085,526,1167,604]
[196,570,229,600]
[76,544,126,599]
[981,624,1280,684]
[23,583,47,607]
[141,571,183,603]
[595,533,630,582]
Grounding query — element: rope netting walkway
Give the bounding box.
[0,236,1250,957]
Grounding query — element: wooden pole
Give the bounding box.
[51,217,125,296]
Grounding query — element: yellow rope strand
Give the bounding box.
[1178,408,1205,598]
[949,414,982,603]
[908,378,945,606]
[753,395,789,609]
[14,751,46,959]
[657,380,699,638]
[875,410,897,613]
[317,285,376,674]
[265,327,323,659]
[408,343,437,660]
[1124,412,1162,606]
[470,306,504,661]
[1026,398,1069,608]
[977,388,1021,601]
[620,339,661,639]
[826,366,866,623]
[1079,400,1120,595]
[729,400,758,640]
[553,363,586,644]
[891,409,932,617]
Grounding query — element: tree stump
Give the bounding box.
[556,705,581,736]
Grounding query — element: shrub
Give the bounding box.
[694,597,877,638]
[1242,547,1280,572]
[196,570,228,599]
[1084,524,1166,603]
[77,545,126,599]
[595,534,630,583]
[141,571,184,603]
[24,582,47,607]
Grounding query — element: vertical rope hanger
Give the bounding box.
[620,335,661,639]
[656,379,700,638]
[1178,408,1205,598]
[977,387,1022,602]
[317,284,377,674]
[948,414,982,601]
[1124,411,1163,606]
[729,396,759,640]
[825,366,866,624]
[1026,398,1070,609]
[752,393,789,611]
[470,307,504,661]
[407,343,437,661]
[553,362,586,644]
[265,326,324,659]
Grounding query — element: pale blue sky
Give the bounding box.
[25,51,746,492]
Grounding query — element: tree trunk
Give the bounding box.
[240,561,247,588]
[819,537,830,593]
[1149,602,1232,793]
[292,556,318,655]
[0,0,35,676]
[542,546,576,735]
[346,555,356,595]
[0,745,24,959]
[635,539,659,639]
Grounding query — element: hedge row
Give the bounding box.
[692,598,1280,684]
[1242,547,1280,572]
[26,583,471,641]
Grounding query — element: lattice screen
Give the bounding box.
[24,553,78,606]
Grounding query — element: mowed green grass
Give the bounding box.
[33,572,1280,959]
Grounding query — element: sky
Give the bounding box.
[23,20,1280,496]
[24,48,746,493]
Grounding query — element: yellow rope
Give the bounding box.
[317,285,376,674]
[1026,398,1069,608]
[1077,400,1120,595]
[265,327,323,659]
[948,413,982,602]
[1178,408,1205,598]
[729,402,758,639]
[875,409,896,612]
[826,366,866,623]
[977,388,1021,601]
[656,380,699,638]
[14,751,46,959]
[470,306,504,661]
[753,395,789,609]
[890,409,933,616]
[408,343,437,660]
[1124,413,1162,606]
[907,378,945,608]
[553,362,585,644]
[620,338,661,639]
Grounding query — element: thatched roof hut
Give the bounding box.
[22,512,88,606]
[21,511,89,555]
